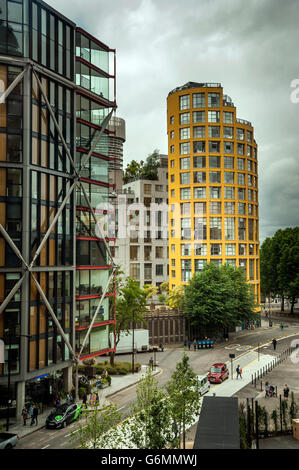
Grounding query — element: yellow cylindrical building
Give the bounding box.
[167,82,260,308]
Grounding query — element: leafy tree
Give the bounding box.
[143,284,159,305]
[160,281,169,294]
[130,367,171,449]
[166,353,201,449]
[123,150,160,184]
[123,160,142,184]
[71,403,122,449]
[167,285,184,311]
[183,264,257,332]
[109,277,147,366]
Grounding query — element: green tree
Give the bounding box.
[143,284,159,305]
[123,160,142,184]
[167,285,184,311]
[123,150,160,184]
[183,264,257,333]
[110,277,147,366]
[71,403,122,449]
[167,353,201,449]
[130,367,171,449]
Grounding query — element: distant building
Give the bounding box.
[113,155,169,296]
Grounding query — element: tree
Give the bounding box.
[123,150,160,184]
[167,285,184,311]
[71,403,122,449]
[130,367,171,449]
[123,160,142,184]
[167,353,201,449]
[183,263,257,333]
[109,277,147,366]
[143,284,159,305]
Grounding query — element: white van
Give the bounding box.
[195,375,210,396]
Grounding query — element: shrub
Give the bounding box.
[79,387,86,399]
[83,358,96,366]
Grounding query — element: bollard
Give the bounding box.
[261,380,263,392]
[254,373,256,388]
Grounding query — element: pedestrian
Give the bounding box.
[33,404,38,426]
[197,339,200,350]
[149,357,154,370]
[280,323,284,330]
[21,406,28,426]
[29,404,34,426]
[159,343,164,352]
[193,339,197,351]
[184,340,187,351]
[82,392,87,408]
[66,392,72,404]
[272,338,277,351]
[236,365,242,379]
[283,384,290,400]
[205,337,208,349]
[188,341,191,351]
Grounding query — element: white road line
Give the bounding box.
[41,444,50,449]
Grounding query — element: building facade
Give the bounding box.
[114,155,169,294]
[167,82,260,306]
[0,0,116,418]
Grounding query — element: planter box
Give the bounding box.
[292,419,299,440]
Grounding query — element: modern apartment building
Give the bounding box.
[0,0,117,417]
[108,116,126,192]
[114,155,169,293]
[167,82,260,306]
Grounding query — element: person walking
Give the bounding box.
[33,404,38,426]
[283,384,290,400]
[272,338,277,351]
[193,339,197,351]
[29,404,34,426]
[21,406,28,426]
[188,340,191,351]
[236,365,242,379]
[66,392,72,405]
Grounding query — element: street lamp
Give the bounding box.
[229,353,235,379]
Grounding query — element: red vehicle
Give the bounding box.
[208,363,229,384]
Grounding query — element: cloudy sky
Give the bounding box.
[48,0,299,242]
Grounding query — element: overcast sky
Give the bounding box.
[48,0,299,242]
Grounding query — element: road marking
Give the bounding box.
[41,444,50,449]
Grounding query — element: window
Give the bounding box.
[249,259,254,280]
[247,130,252,142]
[180,172,190,185]
[223,127,233,139]
[130,246,139,261]
[208,93,220,107]
[209,156,221,168]
[144,264,152,280]
[181,259,192,282]
[193,171,206,183]
[238,218,246,240]
[237,173,245,185]
[171,270,176,278]
[171,244,175,253]
[180,157,190,169]
[180,127,190,140]
[224,202,235,214]
[195,243,207,256]
[237,158,245,170]
[156,246,163,258]
[209,171,221,184]
[248,218,254,240]
[181,244,191,256]
[181,202,191,215]
[144,246,152,261]
[223,112,233,123]
[210,186,221,199]
[224,187,235,199]
[156,265,163,276]
[170,160,174,168]
[208,111,220,123]
[194,217,207,240]
[194,187,206,199]
[225,243,236,256]
[180,113,190,125]
[210,259,222,267]
[224,171,234,184]
[180,95,190,110]
[209,141,220,153]
[172,259,175,267]
[239,244,246,256]
[248,174,252,186]
[193,126,205,138]
[237,128,244,140]
[249,244,254,255]
[238,188,245,200]
[195,259,207,272]
[170,116,174,124]
[210,201,221,214]
[224,157,234,169]
[225,217,235,240]
[144,184,151,194]
[239,259,247,272]
[170,145,174,154]
[226,259,236,267]
[193,141,206,153]
[248,204,253,215]
[193,111,205,123]
[211,244,222,256]
[171,189,175,198]
[210,217,222,240]
[193,93,205,107]
[238,203,246,215]
[247,160,253,172]
[194,202,206,215]
[155,185,163,192]
[180,187,191,200]
[208,126,220,138]
[224,141,234,154]
[193,156,206,168]
[170,130,174,139]
[180,142,190,155]
[237,143,244,155]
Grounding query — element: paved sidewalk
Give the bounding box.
[0,365,159,440]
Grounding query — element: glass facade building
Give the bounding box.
[167,82,260,308]
[0,0,116,415]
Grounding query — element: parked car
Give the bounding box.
[195,375,210,395]
[45,403,82,429]
[208,363,229,384]
[0,432,19,449]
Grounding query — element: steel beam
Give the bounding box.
[0,67,27,104]
[0,224,27,267]
[0,275,25,314]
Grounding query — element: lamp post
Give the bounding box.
[229,353,235,379]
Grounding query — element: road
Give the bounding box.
[16,320,299,449]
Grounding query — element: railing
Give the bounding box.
[236,118,252,126]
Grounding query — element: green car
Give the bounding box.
[46,403,82,429]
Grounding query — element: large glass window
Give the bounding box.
[210,217,222,240]
[180,127,190,140]
[193,93,205,107]
[193,171,206,183]
[194,186,206,199]
[194,217,207,240]
[225,217,235,240]
[209,156,220,168]
[180,113,190,125]
[180,142,190,155]
[193,141,205,153]
[208,111,220,123]
[180,95,190,110]
[193,156,206,168]
[210,186,221,199]
[180,172,190,185]
[181,259,192,282]
[193,126,205,138]
[208,93,220,107]
[180,157,190,169]
[195,259,207,272]
[193,111,205,123]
